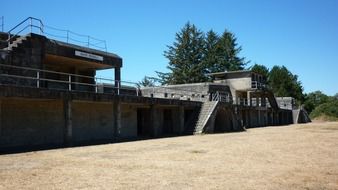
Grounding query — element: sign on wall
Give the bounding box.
[75,50,103,61]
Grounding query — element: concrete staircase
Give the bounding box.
[4,34,30,51]
[194,101,219,134]
[266,90,279,110]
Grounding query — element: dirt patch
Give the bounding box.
[0,122,338,190]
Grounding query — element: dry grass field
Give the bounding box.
[1,122,338,190]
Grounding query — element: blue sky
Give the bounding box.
[2,0,338,95]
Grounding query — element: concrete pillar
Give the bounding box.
[150,105,161,137]
[247,91,252,106]
[261,96,266,107]
[64,99,72,145]
[174,106,185,134]
[113,100,122,139]
[115,67,121,94]
[258,109,261,126]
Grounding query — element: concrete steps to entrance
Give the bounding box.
[194,101,219,134]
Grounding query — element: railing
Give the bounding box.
[140,86,208,101]
[0,63,137,95]
[0,64,207,100]
[6,17,107,52]
[212,91,231,103]
[251,81,266,89]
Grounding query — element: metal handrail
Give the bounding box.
[212,91,231,103]
[0,63,136,94]
[0,64,212,99]
[6,17,107,52]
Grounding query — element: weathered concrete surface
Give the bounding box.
[72,101,115,143]
[0,86,201,150]
[0,98,64,149]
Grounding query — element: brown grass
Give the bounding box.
[1,122,338,190]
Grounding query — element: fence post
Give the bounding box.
[36,71,40,88]
[68,75,72,91]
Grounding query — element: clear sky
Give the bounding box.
[2,0,338,95]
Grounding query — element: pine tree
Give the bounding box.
[268,65,304,101]
[162,23,206,84]
[159,23,247,84]
[216,30,246,71]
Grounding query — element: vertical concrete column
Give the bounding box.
[150,105,161,137]
[261,96,266,107]
[258,109,261,126]
[113,100,122,139]
[64,99,72,145]
[174,106,185,134]
[114,67,121,95]
[247,91,251,106]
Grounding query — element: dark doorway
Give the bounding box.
[214,109,233,132]
[137,108,151,136]
[163,109,173,134]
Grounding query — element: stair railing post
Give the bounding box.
[36,71,40,88]
[68,75,72,91]
[117,81,120,95]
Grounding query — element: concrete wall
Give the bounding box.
[140,83,231,102]
[120,104,137,138]
[0,98,64,149]
[72,101,114,143]
[214,77,251,103]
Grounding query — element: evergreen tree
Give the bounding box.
[162,23,206,84]
[138,76,156,87]
[268,65,304,101]
[203,30,220,75]
[250,64,269,78]
[159,23,247,84]
[216,30,246,71]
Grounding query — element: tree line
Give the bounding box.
[139,22,337,120]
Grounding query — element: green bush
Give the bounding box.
[310,99,338,121]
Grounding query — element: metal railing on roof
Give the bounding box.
[6,17,107,52]
[0,64,208,100]
[212,91,231,103]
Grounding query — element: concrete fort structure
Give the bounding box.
[0,17,309,151]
